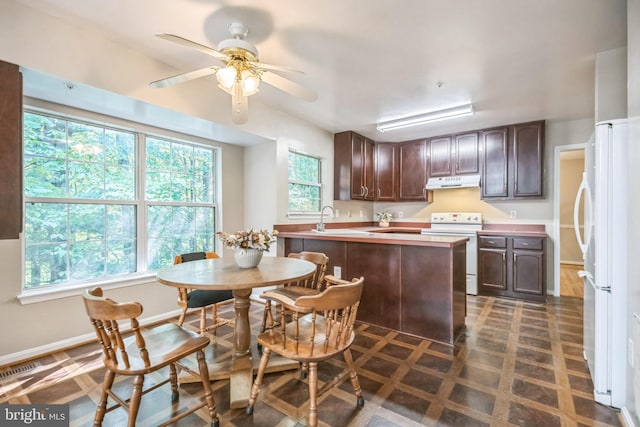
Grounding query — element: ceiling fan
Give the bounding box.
[149,22,317,124]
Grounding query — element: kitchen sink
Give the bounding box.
[310,229,371,235]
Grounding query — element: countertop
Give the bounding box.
[276,226,469,248]
[476,223,547,237]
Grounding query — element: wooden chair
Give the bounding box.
[259,251,329,335]
[175,251,234,334]
[82,287,219,427]
[246,275,366,427]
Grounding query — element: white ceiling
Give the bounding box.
[16,0,627,142]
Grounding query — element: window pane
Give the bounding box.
[24,113,135,201]
[146,137,215,203]
[147,205,215,270]
[24,202,136,288]
[288,151,321,212]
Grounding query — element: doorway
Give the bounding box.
[553,144,586,297]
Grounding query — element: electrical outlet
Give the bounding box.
[510,210,517,219]
[398,211,404,218]
[359,210,364,218]
[335,209,340,217]
[333,266,342,279]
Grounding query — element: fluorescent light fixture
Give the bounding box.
[377,103,474,132]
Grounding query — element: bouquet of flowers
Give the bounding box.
[217,228,278,252]
[376,210,392,222]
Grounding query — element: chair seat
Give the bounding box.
[106,323,210,374]
[256,314,355,362]
[187,289,234,308]
[261,287,320,308]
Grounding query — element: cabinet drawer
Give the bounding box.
[512,237,544,250]
[479,236,507,249]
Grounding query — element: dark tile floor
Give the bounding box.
[0,295,624,426]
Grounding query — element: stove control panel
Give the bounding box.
[431,212,482,225]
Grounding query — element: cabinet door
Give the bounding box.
[480,127,509,199]
[454,132,479,175]
[428,136,452,177]
[363,137,376,200]
[375,143,397,201]
[346,242,401,330]
[512,121,544,198]
[398,139,428,201]
[349,132,366,199]
[512,250,544,296]
[478,248,507,291]
[0,61,23,240]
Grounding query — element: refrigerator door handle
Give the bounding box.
[578,270,610,291]
[573,172,592,257]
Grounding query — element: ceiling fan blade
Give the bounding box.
[261,71,318,102]
[155,33,228,61]
[231,84,249,124]
[149,66,219,88]
[247,61,303,74]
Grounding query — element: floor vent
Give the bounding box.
[0,362,40,380]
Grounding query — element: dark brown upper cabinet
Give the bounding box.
[334,131,375,200]
[480,121,544,200]
[375,142,398,201]
[398,139,431,201]
[480,127,509,198]
[428,135,452,177]
[428,132,480,178]
[453,131,480,175]
[0,60,23,239]
[511,121,544,198]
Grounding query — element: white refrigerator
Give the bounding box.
[573,119,628,408]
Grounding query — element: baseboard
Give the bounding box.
[622,406,638,427]
[0,309,183,368]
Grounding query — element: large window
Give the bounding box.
[23,111,217,290]
[288,150,321,212]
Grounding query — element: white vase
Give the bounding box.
[234,248,264,268]
[379,220,390,227]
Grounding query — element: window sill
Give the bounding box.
[286,212,323,220]
[17,273,158,305]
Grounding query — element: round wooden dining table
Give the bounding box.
[156,255,316,408]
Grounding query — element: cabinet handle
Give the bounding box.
[522,242,529,246]
[360,185,366,196]
[488,240,495,244]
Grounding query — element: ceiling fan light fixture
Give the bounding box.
[216,65,237,89]
[377,103,474,132]
[240,70,260,96]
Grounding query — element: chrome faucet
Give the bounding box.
[317,205,334,232]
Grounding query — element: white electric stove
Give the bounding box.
[420,212,482,295]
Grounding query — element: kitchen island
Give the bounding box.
[275,226,468,345]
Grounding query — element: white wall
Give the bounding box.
[596,47,628,122]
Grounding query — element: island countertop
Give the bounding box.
[275,227,469,248]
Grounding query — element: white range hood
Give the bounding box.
[425,174,481,190]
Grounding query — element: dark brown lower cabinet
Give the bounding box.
[283,237,467,344]
[477,234,546,302]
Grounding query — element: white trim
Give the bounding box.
[553,142,587,297]
[17,274,157,304]
[621,407,637,427]
[0,309,182,367]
